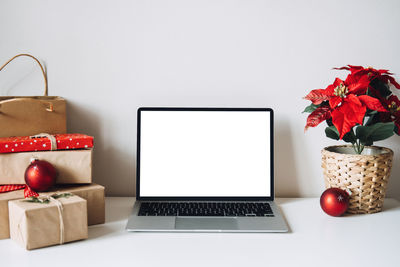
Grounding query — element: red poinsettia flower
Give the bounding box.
[380,95,400,134]
[304,73,387,138]
[304,105,331,132]
[335,65,400,89]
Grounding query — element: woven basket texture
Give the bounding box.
[321,145,393,214]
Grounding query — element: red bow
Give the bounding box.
[0,184,39,198]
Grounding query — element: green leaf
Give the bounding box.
[23,197,50,204]
[325,126,340,140]
[326,118,334,127]
[51,193,73,199]
[325,125,357,144]
[363,139,373,146]
[22,193,73,204]
[356,122,395,145]
[365,113,378,126]
[342,129,357,144]
[370,78,392,97]
[302,103,319,113]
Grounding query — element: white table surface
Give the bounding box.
[1,197,399,267]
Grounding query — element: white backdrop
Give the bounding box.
[0,0,399,198]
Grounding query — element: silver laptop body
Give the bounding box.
[126,108,288,232]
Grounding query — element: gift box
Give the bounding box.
[0,190,24,240]
[8,194,88,250]
[0,183,104,240]
[52,184,105,226]
[0,133,93,154]
[0,148,92,184]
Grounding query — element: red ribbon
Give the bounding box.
[0,184,39,198]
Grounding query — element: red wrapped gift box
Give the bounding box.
[0,134,93,153]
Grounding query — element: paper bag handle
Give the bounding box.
[0,54,48,96]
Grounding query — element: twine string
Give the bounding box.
[30,133,58,150]
[49,196,65,244]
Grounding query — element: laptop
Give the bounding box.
[126,107,288,232]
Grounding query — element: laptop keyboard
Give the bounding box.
[138,202,274,217]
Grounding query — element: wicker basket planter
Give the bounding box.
[321,145,394,214]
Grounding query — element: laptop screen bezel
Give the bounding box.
[136,107,274,201]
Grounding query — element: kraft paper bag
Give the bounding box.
[0,149,93,184]
[0,96,67,138]
[0,183,105,240]
[0,54,67,138]
[8,194,88,250]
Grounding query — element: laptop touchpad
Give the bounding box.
[175,217,238,230]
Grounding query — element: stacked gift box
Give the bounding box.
[0,54,105,249]
[0,133,105,250]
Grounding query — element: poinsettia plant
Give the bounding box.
[303,65,400,154]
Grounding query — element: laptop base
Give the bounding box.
[126,201,288,233]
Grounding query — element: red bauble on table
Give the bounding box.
[320,188,350,216]
[24,159,57,192]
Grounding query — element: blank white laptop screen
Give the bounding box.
[139,110,271,197]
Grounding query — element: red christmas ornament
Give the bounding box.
[24,159,57,192]
[320,188,350,216]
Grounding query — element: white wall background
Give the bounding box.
[0,0,399,198]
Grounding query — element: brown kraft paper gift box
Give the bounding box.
[0,190,23,240]
[8,194,88,250]
[0,183,105,240]
[0,149,92,184]
[53,184,105,226]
